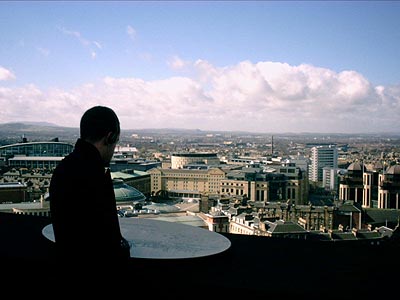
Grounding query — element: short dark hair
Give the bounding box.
[80,106,120,143]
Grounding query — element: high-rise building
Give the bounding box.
[309,145,338,184]
[323,166,346,192]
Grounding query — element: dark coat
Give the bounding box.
[49,138,130,270]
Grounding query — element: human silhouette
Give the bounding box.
[49,106,130,284]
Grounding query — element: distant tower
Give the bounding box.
[271,136,274,155]
[309,145,338,184]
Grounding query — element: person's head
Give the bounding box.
[80,106,120,164]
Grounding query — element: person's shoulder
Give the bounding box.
[55,152,103,181]
[52,152,82,174]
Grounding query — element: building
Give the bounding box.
[363,162,383,208]
[112,179,146,204]
[148,167,226,199]
[309,145,338,184]
[0,141,73,169]
[378,164,400,209]
[111,170,151,199]
[110,159,161,172]
[258,220,309,238]
[230,212,256,235]
[220,165,308,205]
[0,179,146,216]
[1,168,52,201]
[200,209,230,233]
[337,161,400,210]
[171,152,220,169]
[0,182,27,203]
[323,167,346,192]
[0,141,73,159]
[339,162,365,204]
[7,156,63,169]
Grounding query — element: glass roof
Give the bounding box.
[113,179,146,202]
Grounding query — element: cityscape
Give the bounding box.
[1,121,400,235]
[1,122,400,295]
[1,0,400,296]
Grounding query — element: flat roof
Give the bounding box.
[8,156,64,161]
[0,182,26,188]
[0,141,73,148]
[111,170,148,179]
[0,201,42,212]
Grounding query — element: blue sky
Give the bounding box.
[1,1,400,133]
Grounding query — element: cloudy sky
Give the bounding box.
[1,1,400,133]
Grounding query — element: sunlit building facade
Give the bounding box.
[309,145,338,184]
[148,167,225,198]
[171,152,220,169]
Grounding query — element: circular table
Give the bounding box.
[42,218,231,259]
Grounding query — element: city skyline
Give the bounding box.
[1,1,400,133]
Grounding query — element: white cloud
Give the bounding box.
[0,67,16,81]
[1,60,400,133]
[93,41,102,49]
[59,27,102,58]
[60,27,89,46]
[167,56,189,70]
[126,25,136,41]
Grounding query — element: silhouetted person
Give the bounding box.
[49,106,130,285]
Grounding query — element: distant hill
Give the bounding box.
[0,122,78,134]
[1,122,400,140]
[0,122,62,131]
[14,121,60,127]
[0,122,257,139]
[0,122,79,144]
